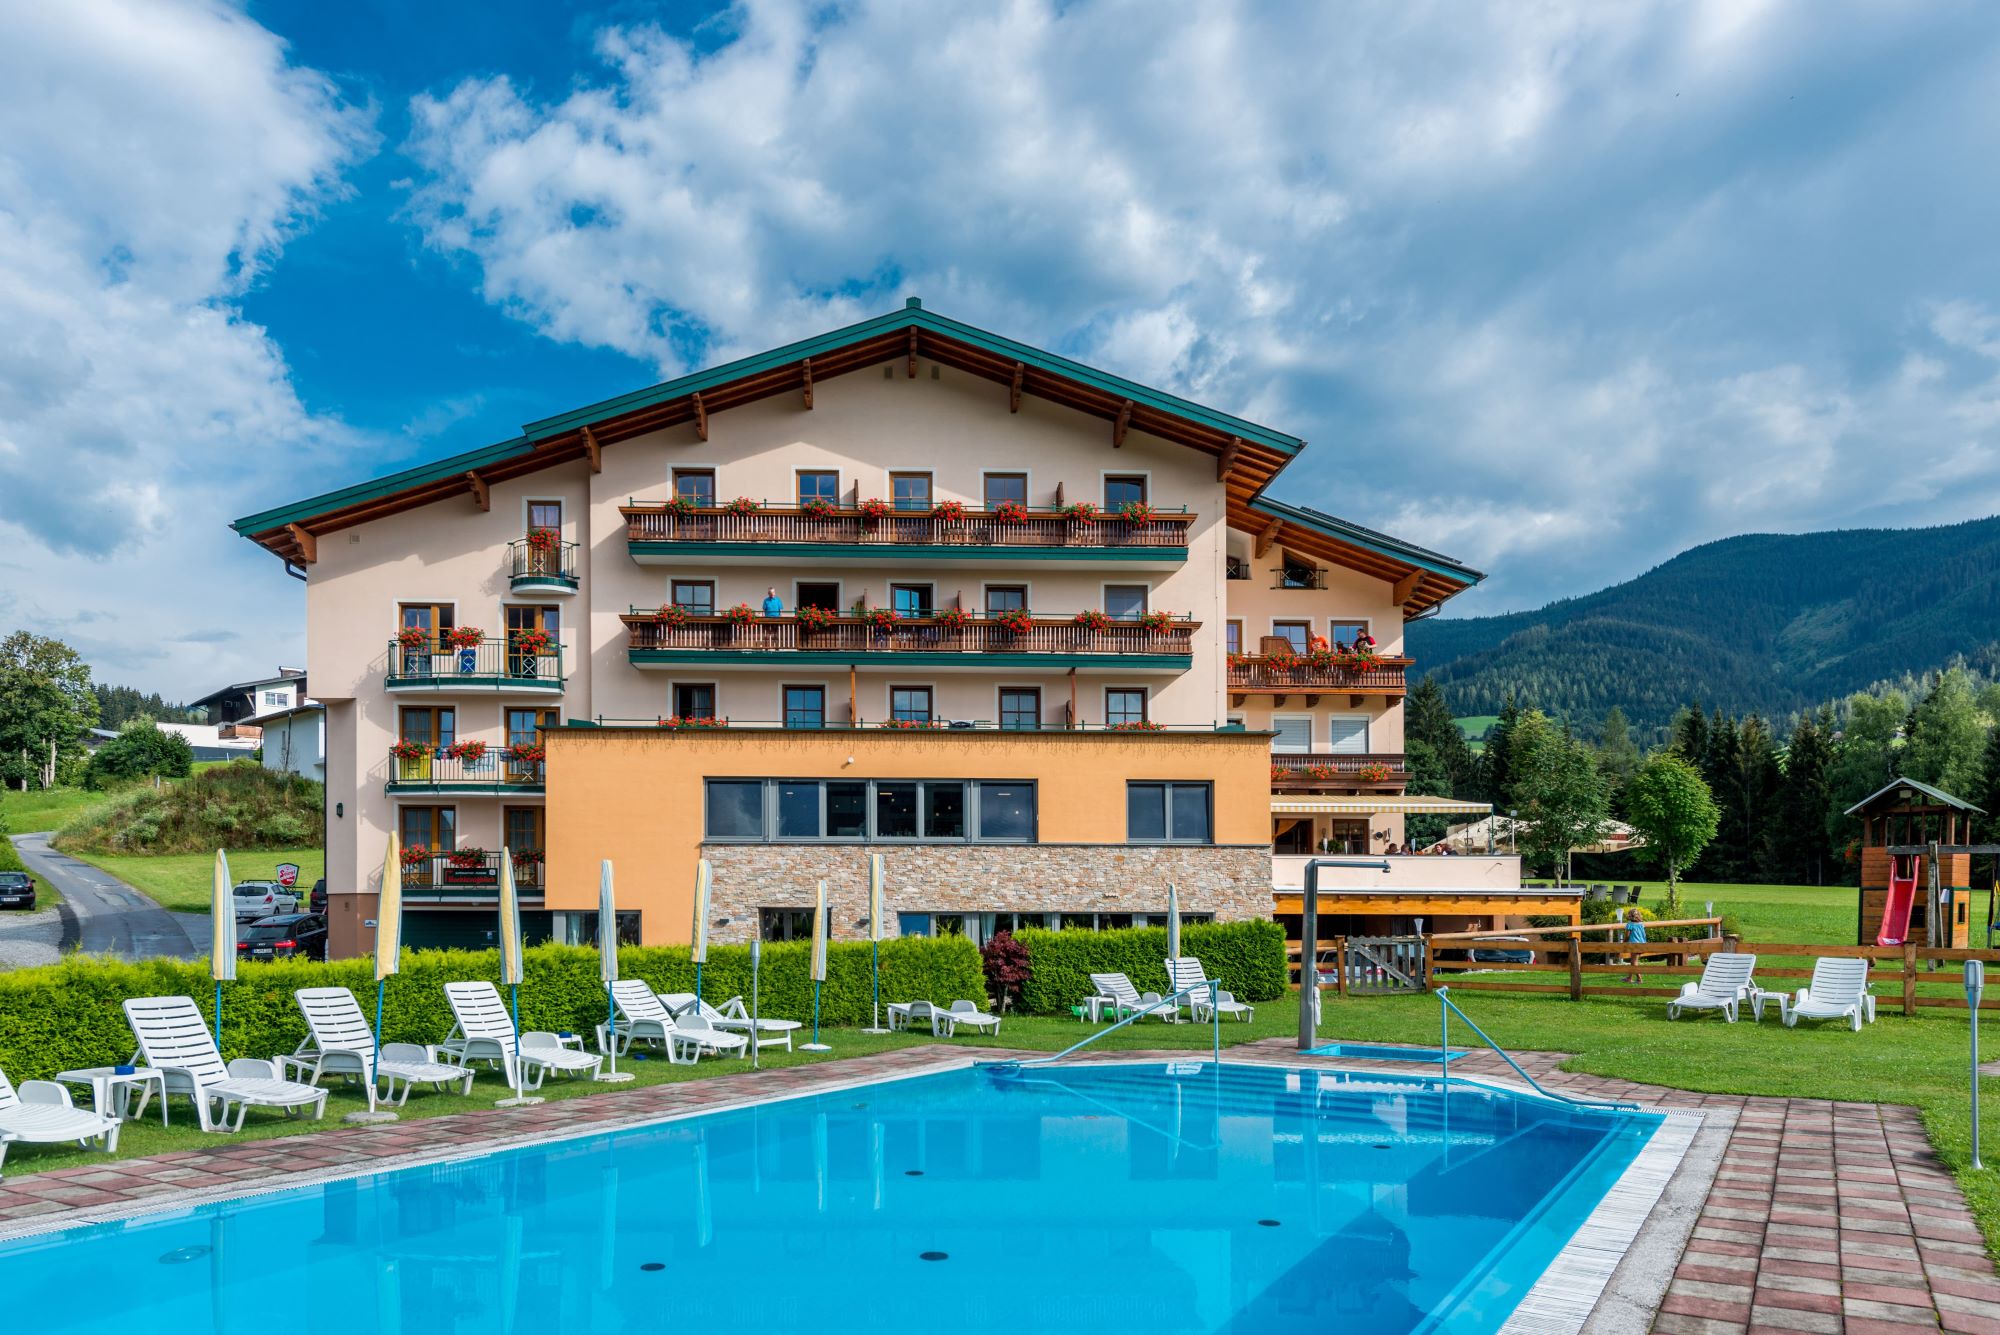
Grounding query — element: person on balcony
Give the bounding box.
[762,587,783,617]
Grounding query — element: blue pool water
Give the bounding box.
[1303,1043,1471,1062]
[2,1063,1659,1335]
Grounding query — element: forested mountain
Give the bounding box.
[1408,517,2000,733]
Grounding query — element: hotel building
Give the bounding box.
[234,302,1484,958]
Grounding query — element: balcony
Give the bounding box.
[401,850,544,903]
[385,748,545,796]
[619,503,1193,570]
[1227,653,1408,703]
[1269,752,1409,791]
[622,610,1198,672]
[386,639,565,695]
[508,538,579,595]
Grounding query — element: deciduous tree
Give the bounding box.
[0,631,98,790]
[1624,753,1720,894]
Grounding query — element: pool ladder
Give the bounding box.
[1437,986,1640,1112]
[994,979,1225,1070]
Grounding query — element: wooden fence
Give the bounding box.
[1420,920,2000,1015]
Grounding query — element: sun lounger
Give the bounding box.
[662,1007,751,1059]
[440,981,605,1090]
[1088,972,1172,1021]
[292,986,474,1109]
[660,992,801,1051]
[0,1067,120,1175]
[1784,957,1871,1032]
[939,1000,1001,1036]
[123,996,328,1133]
[1665,953,1758,1023]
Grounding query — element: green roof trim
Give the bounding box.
[232,302,1302,538]
[1249,496,1484,585]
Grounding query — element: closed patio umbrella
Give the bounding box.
[210,850,235,1047]
[1165,881,1182,961]
[691,858,711,1004]
[374,833,404,1079]
[802,878,831,1052]
[497,845,528,1102]
[863,853,889,1033]
[596,860,631,1081]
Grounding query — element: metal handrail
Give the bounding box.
[994,979,1224,1070]
[1436,986,1638,1112]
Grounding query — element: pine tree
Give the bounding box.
[1977,725,2000,844]
[1736,715,1784,882]
[1669,702,1709,769]
[1595,705,1642,810]
[1775,708,1837,884]
[1406,675,1477,795]
[1477,695,1524,808]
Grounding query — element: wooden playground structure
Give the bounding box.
[1847,777,1993,949]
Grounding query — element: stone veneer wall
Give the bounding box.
[699,843,1272,942]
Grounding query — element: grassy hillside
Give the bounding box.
[0,786,116,834]
[1410,516,2000,730]
[53,762,322,856]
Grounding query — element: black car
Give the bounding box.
[0,871,34,910]
[308,878,327,913]
[238,913,329,962]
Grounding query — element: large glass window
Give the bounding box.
[827,782,868,838]
[705,781,765,839]
[875,782,919,838]
[797,470,839,504]
[776,782,821,838]
[890,686,933,723]
[985,585,1027,615]
[1104,585,1148,620]
[890,584,931,617]
[978,783,1035,841]
[1104,474,1147,508]
[672,683,716,720]
[890,472,932,510]
[1225,621,1242,656]
[983,473,1027,509]
[924,782,966,838]
[400,805,455,853]
[400,706,454,750]
[1330,620,1371,647]
[760,908,815,942]
[1105,688,1147,727]
[999,688,1041,731]
[1127,782,1212,844]
[796,582,840,612]
[670,580,714,615]
[673,469,715,505]
[784,686,825,729]
[702,779,1028,842]
[1272,621,1311,653]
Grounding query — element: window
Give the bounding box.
[504,805,545,853]
[999,687,1041,731]
[506,605,558,674]
[670,580,714,615]
[1329,620,1370,648]
[795,582,840,612]
[983,473,1028,509]
[527,500,561,533]
[985,585,1027,615]
[1104,585,1148,620]
[1270,717,1312,754]
[1104,474,1147,509]
[400,805,455,853]
[890,584,932,617]
[783,686,825,729]
[704,779,1032,842]
[1272,621,1311,653]
[1105,688,1147,727]
[1127,782,1213,844]
[1225,555,1250,581]
[760,908,815,942]
[1225,621,1242,656]
[672,683,716,720]
[400,706,455,751]
[890,472,933,510]
[797,470,839,505]
[263,690,286,707]
[1279,556,1320,589]
[705,781,764,839]
[505,707,554,748]
[673,469,715,506]
[397,603,454,650]
[890,686,933,723]
[1327,716,1370,755]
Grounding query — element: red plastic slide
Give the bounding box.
[1876,854,1919,946]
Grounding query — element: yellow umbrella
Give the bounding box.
[210,850,235,1046]
[864,854,888,1033]
[498,846,525,1097]
[691,857,712,1003]
[373,833,404,1077]
[802,879,831,1052]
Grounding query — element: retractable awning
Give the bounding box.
[1270,795,1493,817]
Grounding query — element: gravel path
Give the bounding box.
[0,904,66,969]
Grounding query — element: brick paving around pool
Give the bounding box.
[1,1038,1994,1333]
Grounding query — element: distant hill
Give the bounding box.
[1407,517,2000,733]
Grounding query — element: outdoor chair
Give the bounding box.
[1784,958,1872,1032]
[123,996,327,1133]
[293,986,474,1109]
[660,992,800,1051]
[439,981,604,1090]
[1088,972,1173,1022]
[0,1067,120,1174]
[1665,953,1759,1024]
[939,1000,1001,1036]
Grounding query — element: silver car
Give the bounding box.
[232,880,298,921]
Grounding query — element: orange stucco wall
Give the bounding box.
[544,726,1273,943]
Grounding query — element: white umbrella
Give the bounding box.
[496,846,530,1102]
[596,860,632,1081]
[1165,881,1182,961]
[802,879,831,1052]
[210,850,235,1047]
[691,858,712,1004]
[374,833,404,1080]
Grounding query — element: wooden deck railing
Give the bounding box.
[621,504,1194,549]
[1269,752,1408,788]
[623,612,1198,657]
[1228,655,1409,693]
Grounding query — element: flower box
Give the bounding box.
[723,603,757,626]
[446,847,489,871]
[1108,720,1164,732]
[992,501,1029,525]
[1072,609,1112,632]
[800,497,837,519]
[932,499,966,521]
[1061,501,1098,524]
[443,626,485,650]
[525,527,561,554]
[723,496,760,516]
[1118,500,1156,523]
[396,626,431,651]
[865,606,901,632]
[935,605,971,629]
[508,742,546,765]
[443,740,488,764]
[995,608,1033,635]
[1139,609,1174,635]
[858,497,891,522]
[664,495,697,516]
[796,604,835,631]
[657,603,692,627]
[510,629,555,657]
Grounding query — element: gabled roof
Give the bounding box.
[1247,497,1482,616]
[186,671,306,709]
[233,299,1304,561]
[1843,776,1985,817]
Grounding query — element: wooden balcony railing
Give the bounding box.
[386,749,545,792]
[386,639,565,690]
[621,504,1193,551]
[623,611,1199,660]
[1269,753,1409,789]
[1227,654,1409,695]
[400,851,544,896]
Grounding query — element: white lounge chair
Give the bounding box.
[1666,953,1759,1023]
[650,998,750,1060]
[661,992,800,1051]
[1785,958,1871,1032]
[440,981,605,1089]
[1165,956,1256,1022]
[1088,972,1172,1022]
[0,1067,121,1175]
[939,1000,1001,1036]
[605,980,700,1061]
[292,987,474,1109]
[122,996,328,1133]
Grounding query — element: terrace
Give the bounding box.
[506,538,579,595]
[1226,652,1408,703]
[621,609,1198,670]
[1267,752,1409,790]
[620,501,1193,569]
[384,749,545,795]
[385,638,565,695]
[399,849,544,902]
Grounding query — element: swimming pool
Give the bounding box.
[1302,1042,1472,1062]
[2,1062,1662,1335]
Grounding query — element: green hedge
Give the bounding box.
[0,937,984,1080]
[1015,920,1287,1016]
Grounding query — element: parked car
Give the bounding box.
[0,871,35,910]
[232,880,298,921]
[237,913,328,962]
[308,877,327,913]
[1470,936,1534,965]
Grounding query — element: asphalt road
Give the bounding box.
[9,833,198,961]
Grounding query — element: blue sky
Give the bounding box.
[4,0,2000,699]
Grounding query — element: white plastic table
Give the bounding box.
[54,1066,168,1126]
[1746,988,1790,1023]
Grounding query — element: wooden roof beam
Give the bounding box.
[801,357,813,409]
[1253,515,1284,558]
[1217,437,1241,483]
[691,392,708,441]
[908,328,919,377]
[466,472,490,512]
[1112,400,1132,449]
[285,524,316,564]
[1009,362,1023,412]
[1392,569,1425,606]
[582,425,602,474]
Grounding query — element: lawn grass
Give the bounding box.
[0,786,115,835]
[1609,878,1864,944]
[67,848,324,913]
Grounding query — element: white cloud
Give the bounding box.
[0,0,372,695]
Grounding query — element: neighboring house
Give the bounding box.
[85,723,260,764]
[233,301,1488,960]
[182,668,324,778]
[256,703,326,781]
[187,668,309,730]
